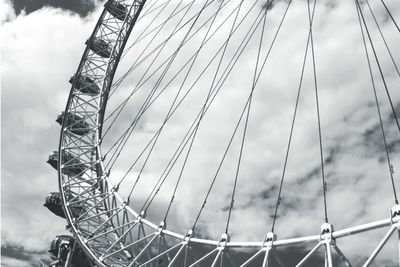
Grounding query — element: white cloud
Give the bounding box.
[1,257,32,267]
[0,0,16,24]
[1,0,101,252]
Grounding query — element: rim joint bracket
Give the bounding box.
[391,204,400,224]
[136,210,146,223]
[183,229,193,244]
[263,232,277,248]
[157,221,167,235]
[320,223,334,243]
[111,184,119,193]
[121,200,128,209]
[217,233,230,250]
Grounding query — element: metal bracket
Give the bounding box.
[183,229,193,244]
[136,210,146,223]
[320,223,334,241]
[157,221,167,235]
[217,233,230,250]
[263,232,277,248]
[391,204,400,223]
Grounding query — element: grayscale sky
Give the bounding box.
[1,0,400,266]
[10,0,98,17]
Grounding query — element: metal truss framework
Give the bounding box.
[57,0,400,266]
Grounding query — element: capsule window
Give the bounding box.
[105,0,128,21]
[56,112,91,136]
[87,37,112,58]
[43,192,65,218]
[47,235,91,265]
[43,192,85,219]
[46,151,89,176]
[69,74,100,95]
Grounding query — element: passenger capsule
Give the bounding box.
[47,151,88,176]
[47,235,91,266]
[38,257,55,267]
[69,75,100,95]
[48,235,75,258]
[87,37,112,58]
[56,112,91,136]
[105,0,128,21]
[43,192,85,219]
[43,192,65,218]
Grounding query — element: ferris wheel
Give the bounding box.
[41,0,400,266]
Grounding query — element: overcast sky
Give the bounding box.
[1,0,400,266]
[9,0,99,17]
[1,0,100,265]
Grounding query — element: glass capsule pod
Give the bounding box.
[43,192,65,218]
[105,0,128,21]
[69,74,100,95]
[47,235,92,266]
[47,151,88,177]
[56,111,91,136]
[38,257,54,267]
[43,192,85,219]
[87,37,112,58]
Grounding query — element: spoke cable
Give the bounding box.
[126,0,228,203]
[355,0,398,204]
[225,2,269,234]
[271,0,316,233]
[102,1,211,172]
[306,0,329,223]
[142,2,268,213]
[101,0,233,147]
[161,0,245,223]
[360,0,400,136]
[103,0,218,196]
[191,0,294,232]
[365,0,400,79]
[109,0,218,99]
[110,0,186,99]
[102,0,258,183]
[379,0,400,33]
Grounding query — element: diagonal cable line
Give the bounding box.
[362,0,400,136]
[109,0,218,98]
[102,0,204,172]
[306,0,330,223]
[379,0,400,33]
[191,0,294,231]
[101,0,232,147]
[125,0,229,203]
[355,0,398,204]
[225,1,269,234]
[101,0,250,173]
[141,1,267,213]
[161,0,245,223]
[271,0,316,233]
[365,0,400,79]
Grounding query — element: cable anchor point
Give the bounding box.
[157,221,167,235]
[135,210,146,223]
[391,204,400,223]
[263,232,277,248]
[217,233,230,250]
[320,223,334,242]
[183,229,193,244]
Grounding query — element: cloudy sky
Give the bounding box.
[1,0,101,265]
[1,0,400,266]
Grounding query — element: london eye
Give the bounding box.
[41,0,400,266]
